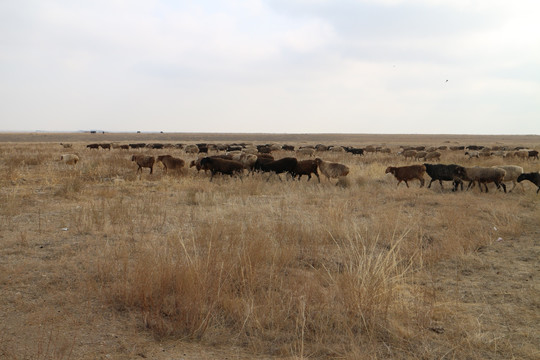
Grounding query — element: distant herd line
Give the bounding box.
[57,142,539,194]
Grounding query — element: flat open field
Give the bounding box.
[1,133,539,359]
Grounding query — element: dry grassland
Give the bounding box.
[0,133,539,359]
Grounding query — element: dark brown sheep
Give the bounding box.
[385,165,426,188]
[157,155,185,174]
[294,159,320,182]
[528,150,539,160]
[131,155,155,174]
[199,157,244,181]
[254,157,298,181]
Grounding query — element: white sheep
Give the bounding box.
[296,148,315,157]
[493,165,523,192]
[184,144,199,154]
[60,154,79,165]
[315,158,349,182]
[464,151,480,159]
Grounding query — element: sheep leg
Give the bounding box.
[428,179,434,188]
[150,166,153,174]
[404,180,410,188]
[499,182,506,193]
[419,178,425,188]
[315,173,320,183]
[438,180,445,189]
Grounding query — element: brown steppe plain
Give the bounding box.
[0,132,538,360]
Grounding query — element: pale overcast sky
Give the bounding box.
[1,0,539,134]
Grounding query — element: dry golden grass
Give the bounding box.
[0,133,538,359]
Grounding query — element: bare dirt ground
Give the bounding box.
[0,132,538,359]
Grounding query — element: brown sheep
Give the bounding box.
[385,165,426,188]
[157,155,185,174]
[294,159,320,182]
[424,151,441,161]
[199,157,244,181]
[131,155,155,174]
[400,150,417,159]
[315,158,349,182]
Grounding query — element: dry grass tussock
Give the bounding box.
[0,137,539,359]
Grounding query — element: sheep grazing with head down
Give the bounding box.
[400,150,417,159]
[60,154,79,165]
[528,150,539,160]
[424,151,441,161]
[315,158,349,182]
[296,148,315,157]
[517,172,540,194]
[385,165,426,188]
[157,155,185,174]
[453,166,506,193]
[131,155,155,174]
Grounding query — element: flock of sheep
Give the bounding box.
[58,141,540,194]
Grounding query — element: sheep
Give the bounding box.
[296,148,315,157]
[315,158,350,182]
[492,165,523,192]
[131,155,155,174]
[156,155,185,174]
[528,150,539,160]
[254,157,298,181]
[423,163,463,189]
[424,151,441,161]
[184,144,199,154]
[238,153,258,173]
[491,150,507,157]
[385,165,426,188]
[512,150,528,159]
[465,151,479,158]
[344,147,364,155]
[282,145,295,151]
[517,172,540,194]
[60,143,72,149]
[190,155,232,173]
[60,154,79,165]
[400,150,417,159]
[329,146,345,153]
[86,143,100,149]
[199,157,244,181]
[453,166,506,193]
[414,151,427,160]
[293,159,320,182]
